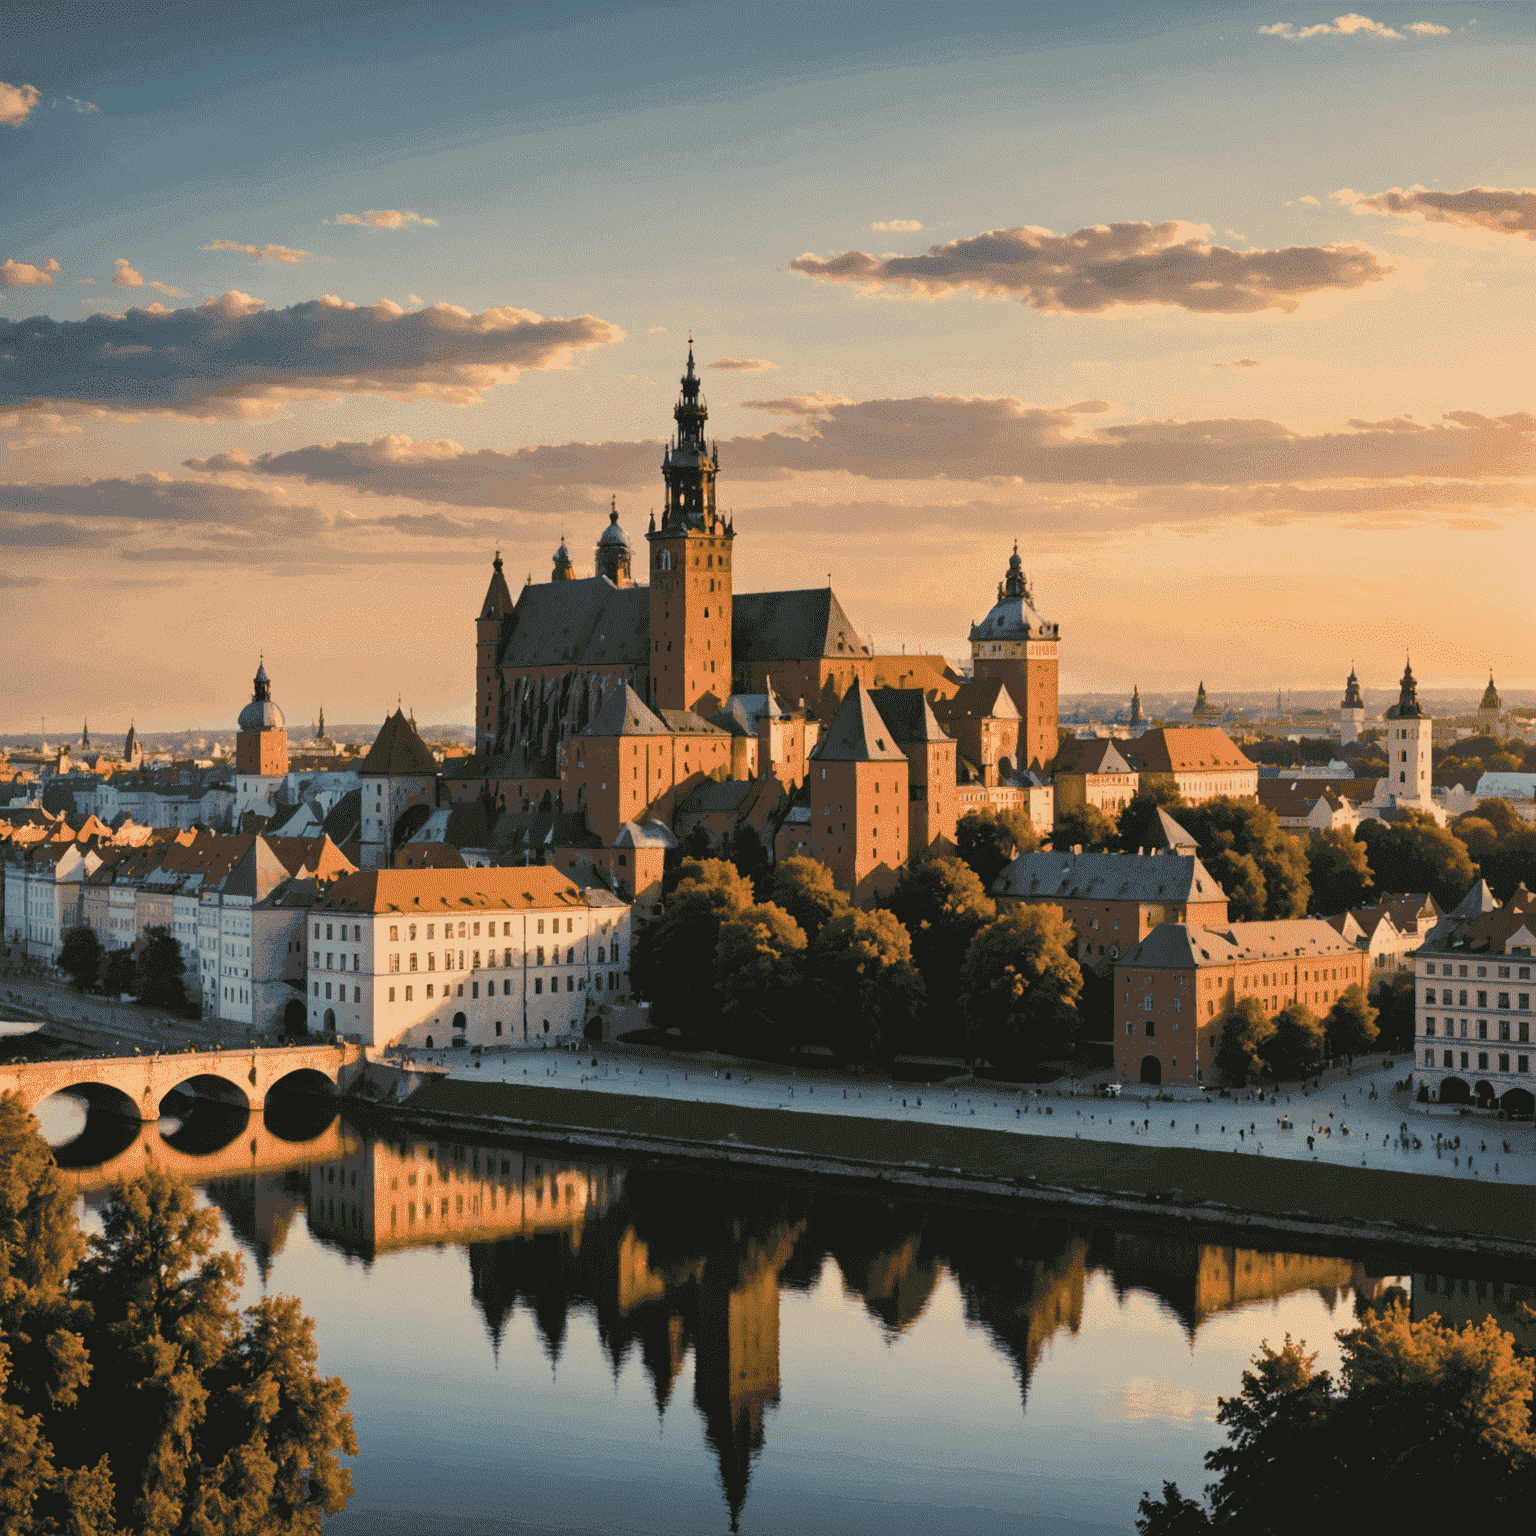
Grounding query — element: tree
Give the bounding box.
[1178,799,1310,920]
[727,824,769,891]
[134,926,186,1011]
[1305,828,1372,916]
[955,808,1034,889]
[1135,1305,1536,1531]
[884,858,995,1044]
[1262,1002,1325,1081]
[1115,784,1186,853]
[767,856,847,942]
[808,909,926,1066]
[1357,813,1475,910]
[1214,997,1272,1087]
[58,926,103,995]
[714,903,808,1057]
[1052,804,1116,852]
[1325,984,1378,1062]
[100,947,137,999]
[630,858,755,1045]
[958,907,1082,1078]
[1371,969,1417,1053]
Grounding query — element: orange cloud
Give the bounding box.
[1336,185,1536,240]
[0,257,60,287]
[0,81,40,128]
[789,221,1390,314]
[335,209,438,228]
[202,240,315,263]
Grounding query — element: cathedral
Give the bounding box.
[458,346,1061,900]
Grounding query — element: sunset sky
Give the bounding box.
[3,0,1533,736]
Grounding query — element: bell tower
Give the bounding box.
[647,341,734,714]
[477,551,514,753]
[1384,658,1431,804]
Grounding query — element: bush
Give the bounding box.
[958,906,1082,1077]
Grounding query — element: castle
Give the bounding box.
[454,346,1061,901]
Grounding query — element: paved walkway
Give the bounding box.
[0,971,238,1055]
[387,1044,1536,1190]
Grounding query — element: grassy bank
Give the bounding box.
[385,1075,1536,1259]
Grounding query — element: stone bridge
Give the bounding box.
[0,1042,367,1124]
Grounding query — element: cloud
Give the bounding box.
[1297,195,1321,206]
[1213,358,1261,368]
[0,293,622,422]
[202,240,315,264]
[871,220,923,232]
[336,210,438,228]
[110,258,183,296]
[0,257,60,288]
[1335,184,1536,240]
[0,82,40,128]
[706,356,777,371]
[195,398,1536,515]
[1260,14,1444,39]
[788,221,1390,314]
[64,96,99,112]
[648,326,667,335]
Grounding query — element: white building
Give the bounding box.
[1413,881,1536,1112]
[306,867,632,1050]
[4,844,100,961]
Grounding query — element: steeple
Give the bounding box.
[80,719,90,750]
[1480,671,1501,712]
[1393,657,1421,718]
[658,339,720,533]
[1129,685,1142,725]
[1341,665,1363,710]
[552,538,575,581]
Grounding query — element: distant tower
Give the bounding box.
[968,543,1060,775]
[1128,685,1143,736]
[552,538,576,581]
[1191,681,1221,724]
[647,341,733,714]
[476,551,514,754]
[315,706,325,742]
[123,721,142,766]
[235,661,289,776]
[595,499,633,587]
[1478,672,1502,737]
[1339,666,1365,746]
[1384,658,1431,803]
[80,720,91,751]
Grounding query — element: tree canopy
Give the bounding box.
[1115,784,1186,854]
[1324,984,1378,1061]
[809,909,926,1067]
[1137,1305,1536,1531]
[0,1100,356,1535]
[1261,1002,1325,1082]
[955,808,1036,889]
[884,858,995,1044]
[59,926,103,995]
[1178,799,1309,921]
[1051,804,1116,853]
[766,856,848,942]
[134,926,187,1011]
[714,903,808,1056]
[1305,828,1372,916]
[1214,997,1272,1088]
[958,906,1082,1078]
[1357,812,1475,910]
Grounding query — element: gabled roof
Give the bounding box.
[222,837,293,902]
[583,682,670,737]
[993,849,1224,906]
[444,801,491,849]
[311,866,588,914]
[1124,918,1360,969]
[1149,808,1199,852]
[938,678,1020,723]
[394,844,469,870]
[811,680,909,763]
[1449,878,1499,920]
[490,808,603,852]
[1054,737,1133,776]
[867,688,950,744]
[709,699,755,737]
[655,708,728,737]
[360,710,437,777]
[1122,728,1254,774]
[1257,781,1349,819]
[730,587,870,663]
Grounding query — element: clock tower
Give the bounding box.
[647,343,734,714]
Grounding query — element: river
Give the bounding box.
[39,1095,1536,1535]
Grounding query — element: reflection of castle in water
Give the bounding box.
[166,1131,1518,1533]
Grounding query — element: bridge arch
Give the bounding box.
[159,1072,252,1116]
[1500,1086,1534,1117]
[1438,1076,1471,1105]
[267,1066,338,1101]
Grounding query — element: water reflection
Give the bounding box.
[47,1111,1536,1534]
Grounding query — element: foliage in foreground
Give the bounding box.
[0,1093,356,1535]
[1137,1304,1536,1532]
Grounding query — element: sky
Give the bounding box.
[2,0,1533,736]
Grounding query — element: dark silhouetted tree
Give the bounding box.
[134,926,186,1010]
[767,857,848,942]
[714,903,808,1056]
[1179,799,1309,920]
[958,907,1082,1077]
[1115,783,1186,853]
[1214,997,1272,1087]
[1052,804,1116,852]
[1262,1002,1325,1081]
[808,910,925,1066]
[1357,812,1475,910]
[58,926,103,995]
[1305,829,1372,916]
[956,808,1035,889]
[1325,984,1379,1062]
[100,947,136,999]
[884,858,995,1043]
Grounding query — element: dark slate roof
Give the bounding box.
[221,837,292,902]
[322,789,362,847]
[1150,808,1198,851]
[811,680,909,763]
[1123,919,1360,969]
[498,578,650,669]
[444,801,491,848]
[867,688,950,744]
[1449,878,1498,920]
[993,850,1222,905]
[731,587,869,663]
[583,682,669,737]
[359,710,437,777]
[656,708,728,737]
[674,778,759,814]
[490,808,603,852]
[1054,737,1133,775]
[709,699,755,737]
[940,679,1020,722]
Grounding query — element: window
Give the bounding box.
[405,986,413,1001]
[389,925,399,941]
[537,919,544,934]
[409,953,417,971]
[1499,1053,1510,1072]
[389,987,395,1002]
[409,924,417,940]
[1426,1019,1436,1036]
[1426,1049,1434,1066]
[535,978,543,994]
[1521,1056,1530,1073]
[427,984,434,997]
[1478,991,1487,1007]
[427,925,435,939]
[1145,1021,1155,1037]
[1499,992,1511,1009]
[390,954,400,973]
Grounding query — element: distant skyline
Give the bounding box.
[3,1,1534,732]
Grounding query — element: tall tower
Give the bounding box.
[1478,672,1502,737]
[647,343,734,714]
[476,551,514,753]
[551,539,576,581]
[235,661,289,776]
[1339,666,1365,746]
[968,544,1060,775]
[1384,658,1431,803]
